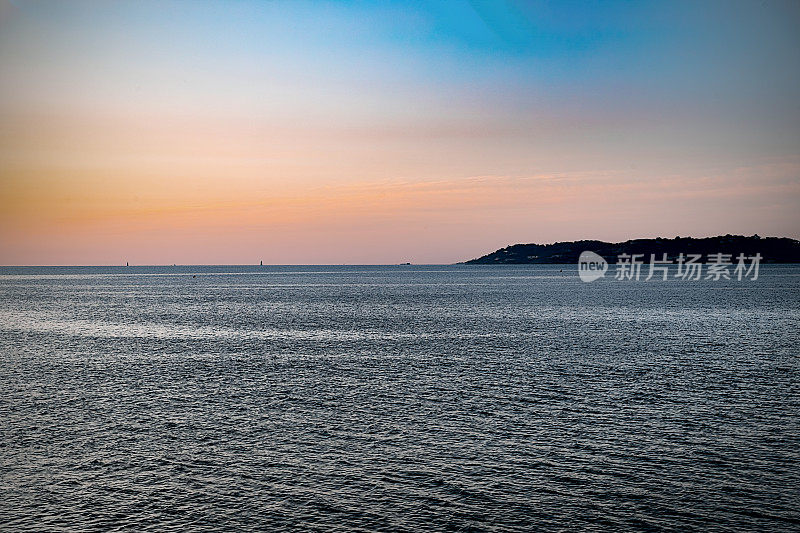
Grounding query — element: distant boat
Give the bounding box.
[126,262,128,267]
[400,262,412,265]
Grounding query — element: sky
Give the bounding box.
[1,0,799,265]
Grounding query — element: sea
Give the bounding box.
[0,264,798,532]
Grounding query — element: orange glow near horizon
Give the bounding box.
[1,1,799,264]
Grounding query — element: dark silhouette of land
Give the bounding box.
[464,235,800,264]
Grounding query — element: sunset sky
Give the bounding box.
[1,0,799,265]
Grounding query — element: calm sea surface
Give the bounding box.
[0,265,798,532]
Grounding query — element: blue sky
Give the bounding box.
[1,0,799,263]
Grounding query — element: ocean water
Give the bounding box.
[0,264,798,532]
